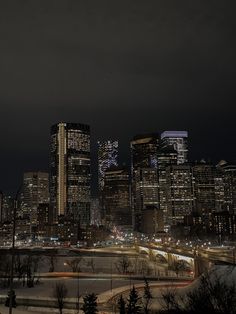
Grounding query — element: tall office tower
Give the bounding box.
[2,195,14,222]
[130,133,159,231]
[50,123,91,226]
[23,172,49,224]
[133,167,159,232]
[161,131,188,164]
[157,147,178,232]
[103,166,131,228]
[213,211,236,242]
[131,133,159,170]
[214,168,225,213]
[218,161,236,214]
[98,140,118,192]
[166,164,194,226]
[192,161,218,232]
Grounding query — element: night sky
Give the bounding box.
[0,1,235,195]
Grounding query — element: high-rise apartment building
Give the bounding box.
[161,131,188,164]
[50,123,91,226]
[98,140,118,191]
[23,171,49,224]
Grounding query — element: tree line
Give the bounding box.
[54,268,236,314]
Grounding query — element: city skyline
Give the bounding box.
[0,123,235,196]
[0,1,235,195]
[0,2,235,312]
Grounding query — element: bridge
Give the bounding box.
[136,243,236,278]
[0,242,234,279]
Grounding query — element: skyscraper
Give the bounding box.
[98,140,118,191]
[218,161,236,214]
[161,131,188,164]
[130,133,159,230]
[103,166,131,228]
[133,167,159,232]
[131,133,159,170]
[50,122,91,226]
[23,171,49,224]
[166,164,194,226]
[192,161,217,231]
[157,146,178,231]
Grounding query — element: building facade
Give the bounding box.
[50,122,91,226]
[192,161,217,232]
[161,131,188,165]
[23,171,49,224]
[103,166,131,228]
[98,140,118,192]
[157,146,178,232]
[130,133,159,231]
[166,164,194,226]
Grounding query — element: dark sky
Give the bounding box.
[0,0,235,194]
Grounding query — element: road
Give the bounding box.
[0,277,148,298]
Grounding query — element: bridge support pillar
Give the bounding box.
[167,253,176,267]
[194,256,211,278]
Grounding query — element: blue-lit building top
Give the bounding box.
[161,130,188,165]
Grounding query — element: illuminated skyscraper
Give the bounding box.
[161,131,188,164]
[166,164,194,225]
[130,133,159,230]
[192,161,218,230]
[103,166,131,227]
[50,123,91,226]
[218,161,236,214]
[157,146,178,231]
[23,171,49,224]
[131,133,159,170]
[2,195,14,222]
[98,140,118,191]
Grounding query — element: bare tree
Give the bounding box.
[159,286,183,313]
[159,269,236,314]
[186,271,236,314]
[66,257,83,273]
[0,254,11,288]
[138,259,151,276]
[22,255,41,288]
[48,252,57,272]
[115,255,131,274]
[53,282,68,314]
[87,258,95,273]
